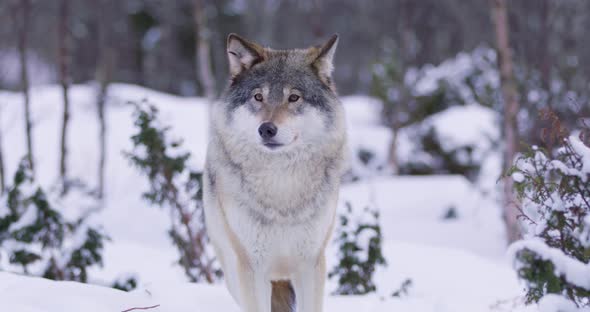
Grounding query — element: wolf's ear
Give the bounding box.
[227,33,265,78]
[311,34,339,86]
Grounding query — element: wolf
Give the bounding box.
[203,33,347,312]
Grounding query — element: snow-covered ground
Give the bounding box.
[0,84,535,311]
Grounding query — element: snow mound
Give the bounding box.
[421,104,499,154]
[1,271,238,312]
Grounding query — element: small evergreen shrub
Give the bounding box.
[112,274,139,291]
[126,101,220,283]
[399,127,483,179]
[509,118,590,309]
[0,159,106,282]
[329,202,386,295]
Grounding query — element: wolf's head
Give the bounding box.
[215,33,344,156]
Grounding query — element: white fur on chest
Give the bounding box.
[213,155,339,279]
[229,201,333,279]
[238,159,330,223]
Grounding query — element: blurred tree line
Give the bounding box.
[0,0,589,97]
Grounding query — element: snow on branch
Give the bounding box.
[509,239,590,290]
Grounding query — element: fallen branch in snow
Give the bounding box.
[121,304,160,312]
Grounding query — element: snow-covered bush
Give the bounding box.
[509,128,590,309]
[372,48,501,182]
[0,159,106,282]
[112,273,139,291]
[373,47,499,128]
[406,107,498,179]
[398,105,500,189]
[126,101,220,283]
[406,47,499,108]
[329,202,386,295]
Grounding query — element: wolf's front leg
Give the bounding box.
[237,262,272,312]
[292,254,326,312]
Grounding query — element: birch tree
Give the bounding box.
[95,0,114,200]
[58,0,71,194]
[193,0,216,98]
[0,106,5,194]
[13,0,34,175]
[490,0,521,243]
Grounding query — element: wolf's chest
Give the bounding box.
[205,145,342,279]
[230,200,333,273]
[239,165,329,224]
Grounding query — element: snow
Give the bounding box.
[538,295,590,312]
[1,271,238,312]
[3,240,528,312]
[0,83,537,311]
[419,105,499,155]
[569,135,590,177]
[581,216,590,248]
[342,96,391,177]
[396,104,500,166]
[7,197,38,231]
[395,103,502,198]
[512,172,525,183]
[336,175,507,259]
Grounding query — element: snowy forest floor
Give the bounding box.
[0,84,535,311]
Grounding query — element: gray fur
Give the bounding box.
[225,52,336,114]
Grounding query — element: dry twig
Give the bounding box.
[121,304,160,312]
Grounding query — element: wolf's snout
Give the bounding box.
[258,122,278,140]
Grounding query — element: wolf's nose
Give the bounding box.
[258,122,278,139]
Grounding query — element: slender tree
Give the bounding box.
[0,107,5,194]
[539,0,551,96]
[58,0,71,194]
[95,0,114,200]
[14,0,34,175]
[386,0,415,174]
[193,0,216,98]
[490,0,521,243]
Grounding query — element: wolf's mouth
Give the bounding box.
[261,135,297,150]
[263,142,284,149]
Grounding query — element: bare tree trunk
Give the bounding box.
[386,0,414,175]
[58,0,71,194]
[95,0,114,200]
[387,129,399,174]
[15,0,34,174]
[539,0,551,95]
[0,107,5,194]
[193,0,216,99]
[490,0,521,243]
[96,68,110,200]
[96,82,108,200]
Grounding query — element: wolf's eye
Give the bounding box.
[254,93,263,101]
[288,94,300,102]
